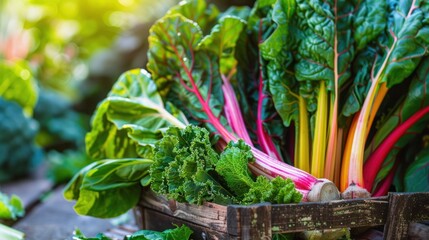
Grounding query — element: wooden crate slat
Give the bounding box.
[270,197,389,233]
[383,192,429,239]
[138,191,429,239]
[140,191,228,233]
[139,207,228,240]
[227,203,272,239]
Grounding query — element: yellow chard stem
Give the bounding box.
[311,81,328,178]
[324,92,338,180]
[296,96,310,173]
[348,79,382,187]
[340,113,359,192]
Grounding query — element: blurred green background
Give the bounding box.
[0,0,254,184]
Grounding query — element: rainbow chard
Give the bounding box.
[344,0,429,198]
[294,0,386,182]
[363,105,429,193]
[363,58,429,194]
[147,0,338,201]
[252,0,312,172]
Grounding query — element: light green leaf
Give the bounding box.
[0,61,38,116]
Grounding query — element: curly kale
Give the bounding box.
[150,125,235,205]
[0,98,42,182]
[150,125,302,205]
[217,140,302,204]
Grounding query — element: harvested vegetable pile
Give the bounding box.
[66,0,429,220]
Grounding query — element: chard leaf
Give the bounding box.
[147,13,245,132]
[150,126,235,205]
[381,0,429,87]
[403,147,429,192]
[0,61,38,116]
[85,101,140,160]
[167,0,219,33]
[197,16,246,75]
[354,0,388,51]
[365,57,429,190]
[85,69,187,160]
[64,159,152,218]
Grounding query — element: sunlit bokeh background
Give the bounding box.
[0,0,179,183]
[0,0,254,184]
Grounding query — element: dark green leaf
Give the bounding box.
[404,147,429,192]
[381,0,429,87]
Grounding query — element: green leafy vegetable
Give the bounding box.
[150,125,235,205]
[0,61,38,116]
[0,224,25,240]
[0,192,24,220]
[216,140,302,204]
[64,158,153,218]
[404,147,429,192]
[72,224,193,240]
[125,224,193,240]
[85,69,188,160]
[0,98,42,182]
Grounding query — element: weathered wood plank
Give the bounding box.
[12,186,114,240]
[138,207,228,240]
[271,196,389,233]
[1,178,53,209]
[383,192,429,239]
[139,191,429,239]
[227,203,271,239]
[140,190,228,233]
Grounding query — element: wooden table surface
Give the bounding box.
[0,169,137,240]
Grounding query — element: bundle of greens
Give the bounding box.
[0,61,42,182]
[66,0,429,221]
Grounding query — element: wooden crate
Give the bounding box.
[134,190,429,239]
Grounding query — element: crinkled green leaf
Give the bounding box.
[197,16,246,75]
[150,125,235,205]
[0,61,38,116]
[64,159,152,218]
[147,12,245,132]
[353,0,388,51]
[216,140,255,197]
[404,147,429,192]
[242,176,302,204]
[167,0,219,34]
[381,0,429,87]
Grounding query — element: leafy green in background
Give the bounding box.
[73,224,193,240]
[0,98,42,182]
[0,192,24,220]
